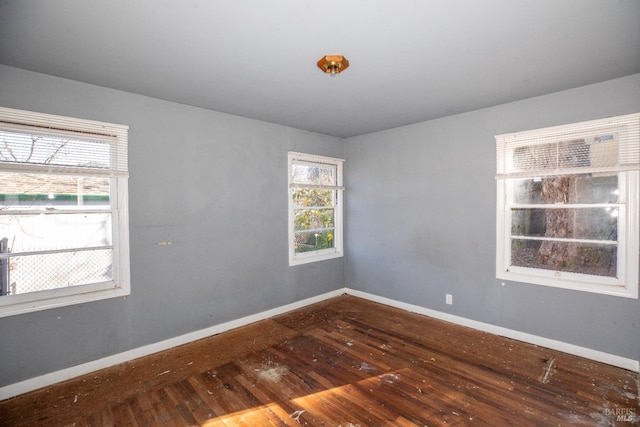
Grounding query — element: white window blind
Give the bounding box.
[0,107,128,177]
[496,113,640,179]
[289,153,345,191]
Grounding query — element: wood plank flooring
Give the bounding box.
[0,295,638,426]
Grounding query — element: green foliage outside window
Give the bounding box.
[292,188,335,253]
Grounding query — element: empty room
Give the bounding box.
[0,1,639,425]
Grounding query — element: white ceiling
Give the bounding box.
[1,0,639,138]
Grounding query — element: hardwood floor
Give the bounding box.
[1,295,638,426]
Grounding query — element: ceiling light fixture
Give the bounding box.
[317,55,349,76]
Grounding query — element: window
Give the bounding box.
[0,107,130,317]
[496,113,639,298]
[288,152,344,266]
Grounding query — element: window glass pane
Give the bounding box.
[0,212,112,252]
[5,249,113,295]
[511,208,617,241]
[294,208,335,232]
[0,129,113,169]
[510,240,616,277]
[512,173,618,204]
[292,188,333,208]
[0,172,110,209]
[294,230,335,253]
[291,162,336,186]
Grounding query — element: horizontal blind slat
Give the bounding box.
[289,183,345,190]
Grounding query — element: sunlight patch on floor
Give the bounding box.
[199,369,409,426]
[200,402,290,426]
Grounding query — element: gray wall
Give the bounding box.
[345,73,640,360]
[1,64,639,389]
[0,65,345,387]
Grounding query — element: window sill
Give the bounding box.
[0,284,130,318]
[497,267,637,299]
[289,250,343,267]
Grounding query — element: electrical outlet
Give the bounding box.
[446,293,453,305]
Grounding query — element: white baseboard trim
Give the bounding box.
[346,289,640,373]
[0,289,346,401]
[2,287,637,401]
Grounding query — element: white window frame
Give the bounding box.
[0,107,130,317]
[288,152,344,266]
[495,113,639,298]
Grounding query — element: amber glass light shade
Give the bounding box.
[317,55,349,75]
